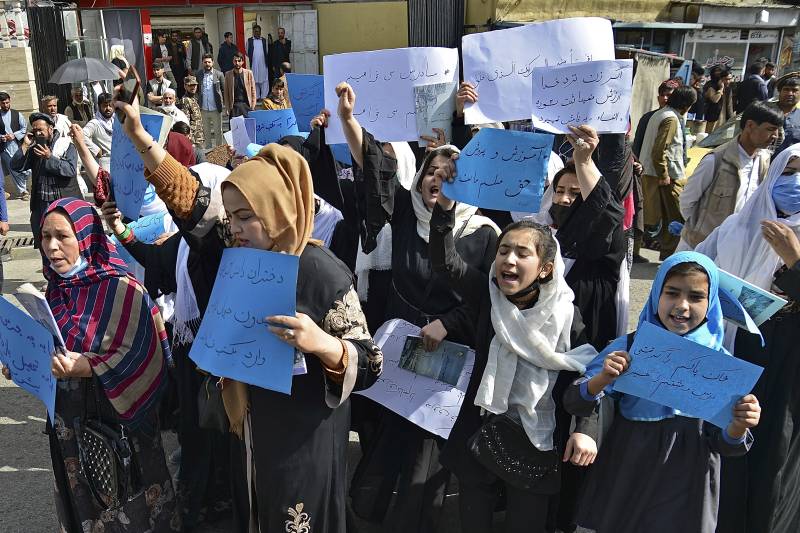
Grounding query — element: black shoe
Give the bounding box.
[632,254,650,264]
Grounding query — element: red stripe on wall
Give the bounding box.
[141,9,153,80]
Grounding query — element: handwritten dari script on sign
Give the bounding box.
[462,17,615,124]
[285,73,325,133]
[111,113,166,220]
[249,109,301,146]
[531,59,634,134]
[442,128,553,213]
[323,47,460,144]
[355,319,474,439]
[0,296,56,422]
[612,322,763,428]
[189,248,299,394]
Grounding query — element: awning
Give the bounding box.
[612,22,702,30]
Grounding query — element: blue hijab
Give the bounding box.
[582,252,727,421]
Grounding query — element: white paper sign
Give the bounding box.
[415,81,457,146]
[462,17,615,124]
[530,59,633,134]
[323,47,460,144]
[355,319,475,439]
[230,116,256,156]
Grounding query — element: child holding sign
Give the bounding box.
[564,252,761,533]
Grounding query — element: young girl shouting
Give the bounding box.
[563,251,761,533]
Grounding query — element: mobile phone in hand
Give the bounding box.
[114,79,140,124]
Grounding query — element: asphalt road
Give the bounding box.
[0,195,657,532]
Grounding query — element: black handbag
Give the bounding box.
[468,414,560,492]
[74,380,141,510]
[197,375,229,434]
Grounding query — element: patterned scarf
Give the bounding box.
[42,198,171,426]
[93,111,114,136]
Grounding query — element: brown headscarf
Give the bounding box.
[219,143,318,436]
[222,143,315,254]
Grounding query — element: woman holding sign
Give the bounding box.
[427,183,600,533]
[563,252,761,533]
[3,198,178,532]
[696,144,800,533]
[336,81,501,532]
[532,125,627,351]
[113,99,383,533]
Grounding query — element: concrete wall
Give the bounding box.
[0,47,38,115]
[316,1,408,61]
[467,0,671,24]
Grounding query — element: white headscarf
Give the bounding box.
[389,141,416,190]
[477,241,597,450]
[697,143,800,291]
[355,141,417,300]
[696,143,800,348]
[312,194,344,248]
[410,144,500,243]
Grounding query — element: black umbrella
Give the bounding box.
[48,57,123,85]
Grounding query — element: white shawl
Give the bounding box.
[697,143,800,292]
[696,143,800,348]
[171,162,231,345]
[515,180,630,338]
[355,142,418,300]
[312,194,344,248]
[410,144,500,243]
[476,246,597,449]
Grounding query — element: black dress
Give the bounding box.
[148,159,383,533]
[555,177,626,350]
[428,201,599,533]
[563,377,751,533]
[349,130,498,532]
[717,262,800,533]
[122,234,233,531]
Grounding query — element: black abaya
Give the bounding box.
[717,262,800,533]
[349,131,497,532]
[555,177,626,350]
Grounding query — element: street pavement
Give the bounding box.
[0,194,658,532]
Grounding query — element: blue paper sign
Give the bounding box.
[613,322,764,428]
[0,296,56,423]
[330,143,352,166]
[111,114,165,220]
[442,128,554,212]
[285,74,324,133]
[249,109,301,145]
[189,248,299,394]
[128,212,167,244]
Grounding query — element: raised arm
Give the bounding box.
[69,124,99,186]
[114,100,223,248]
[566,125,602,200]
[336,82,364,168]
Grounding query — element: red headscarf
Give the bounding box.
[165,131,197,167]
[42,198,170,426]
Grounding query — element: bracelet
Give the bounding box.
[138,144,153,154]
[116,225,131,240]
[119,226,136,245]
[325,338,349,375]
